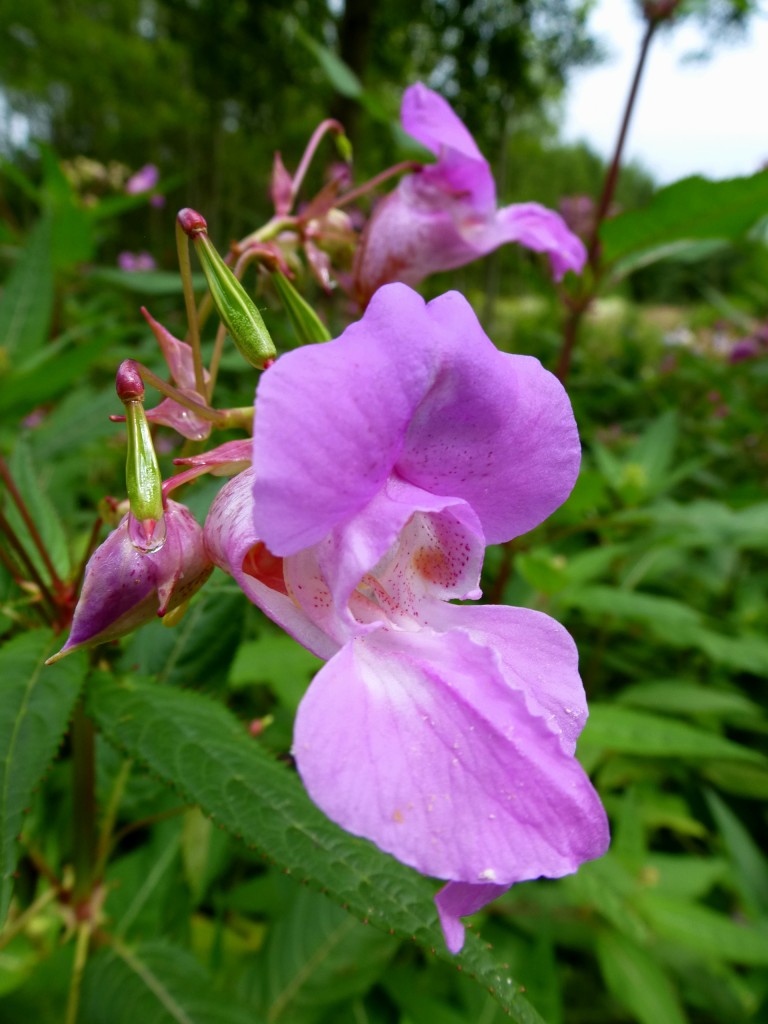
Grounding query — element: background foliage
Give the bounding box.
[1,1,767,1022]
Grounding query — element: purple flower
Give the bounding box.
[118,251,157,272]
[205,284,608,951]
[125,163,160,194]
[49,500,213,662]
[353,84,586,304]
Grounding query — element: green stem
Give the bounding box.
[176,219,206,397]
[65,919,93,1024]
[128,363,226,425]
[71,699,97,904]
[94,758,133,880]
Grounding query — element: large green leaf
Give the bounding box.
[0,216,54,364]
[80,941,260,1024]
[0,631,85,924]
[600,170,768,279]
[87,674,545,1024]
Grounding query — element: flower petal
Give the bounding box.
[204,470,337,659]
[468,202,587,281]
[434,881,509,953]
[253,284,579,552]
[293,626,609,883]
[401,83,495,211]
[426,602,588,755]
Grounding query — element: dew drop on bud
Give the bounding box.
[128,512,167,553]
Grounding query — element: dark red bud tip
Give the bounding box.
[177,207,208,237]
[263,357,276,370]
[116,360,144,402]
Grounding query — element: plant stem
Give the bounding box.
[71,699,97,905]
[65,919,93,1024]
[94,758,133,879]
[0,886,57,951]
[125,363,225,424]
[555,16,658,384]
[176,218,206,397]
[336,161,421,209]
[0,508,59,618]
[290,118,345,207]
[0,455,64,588]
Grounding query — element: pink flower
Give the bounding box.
[353,84,586,304]
[205,284,608,951]
[49,501,212,662]
[125,163,160,194]
[118,251,157,272]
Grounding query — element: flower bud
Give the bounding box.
[46,500,213,663]
[116,360,165,551]
[177,208,277,370]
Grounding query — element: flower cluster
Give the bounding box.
[205,284,608,951]
[53,83,607,953]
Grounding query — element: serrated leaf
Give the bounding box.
[255,886,396,1023]
[80,941,260,1024]
[581,705,764,765]
[87,674,545,1024]
[600,170,768,278]
[0,216,53,363]
[0,631,85,924]
[596,930,687,1024]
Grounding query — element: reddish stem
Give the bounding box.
[0,455,64,588]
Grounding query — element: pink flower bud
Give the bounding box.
[177,207,208,236]
[47,500,213,663]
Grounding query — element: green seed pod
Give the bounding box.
[178,208,276,370]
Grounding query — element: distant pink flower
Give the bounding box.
[49,500,212,662]
[205,283,608,952]
[125,163,160,194]
[353,84,586,304]
[118,251,156,272]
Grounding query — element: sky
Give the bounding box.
[561,0,768,184]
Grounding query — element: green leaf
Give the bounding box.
[86,268,208,295]
[581,705,765,765]
[271,271,331,344]
[600,170,768,279]
[255,886,396,1023]
[0,632,85,924]
[617,681,763,722]
[228,630,322,712]
[87,674,545,1024]
[705,789,768,917]
[634,891,768,965]
[0,216,54,365]
[558,585,703,632]
[80,941,260,1024]
[596,930,687,1024]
